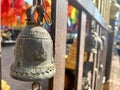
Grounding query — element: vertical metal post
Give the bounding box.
[100,30,109,89]
[91,21,98,90]
[49,0,68,90]
[95,24,100,90]
[92,54,97,90]
[105,31,114,80]
[74,10,87,90]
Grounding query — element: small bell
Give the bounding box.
[10,1,55,81]
[85,32,104,53]
[110,0,120,19]
[85,32,98,53]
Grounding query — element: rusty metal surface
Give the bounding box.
[2,45,48,90]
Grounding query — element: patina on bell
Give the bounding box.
[10,5,56,81]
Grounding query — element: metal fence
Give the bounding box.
[48,0,112,90]
[0,0,113,90]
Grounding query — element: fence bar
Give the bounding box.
[105,30,114,81]
[96,27,103,90]
[91,21,98,90]
[74,10,86,90]
[95,24,100,90]
[49,0,68,90]
[101,30,108,89]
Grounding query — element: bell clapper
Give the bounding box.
[32,81,42,90]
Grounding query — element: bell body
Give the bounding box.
[10,25,56,81]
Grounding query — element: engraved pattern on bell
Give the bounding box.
[10,26,56,81]
[33,40,47,61]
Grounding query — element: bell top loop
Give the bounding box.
[26,0,51,26]
[26,5,44,26]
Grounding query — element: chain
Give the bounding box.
[40,6,52,26]
[41,0,52,25]
[33,0,52,26]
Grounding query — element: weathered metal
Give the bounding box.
[10,2,55,81]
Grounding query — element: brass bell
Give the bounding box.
[10,3,56,81]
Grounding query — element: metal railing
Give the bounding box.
[48,0,111,90]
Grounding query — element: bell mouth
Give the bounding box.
[10,64,56,81]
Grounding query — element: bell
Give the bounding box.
[110,0,120,19]
[85,32,98,53]
[85,32,104,53]
[10,4,56,81]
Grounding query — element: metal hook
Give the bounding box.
[32,81,42,90]
[32,0,52,26]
